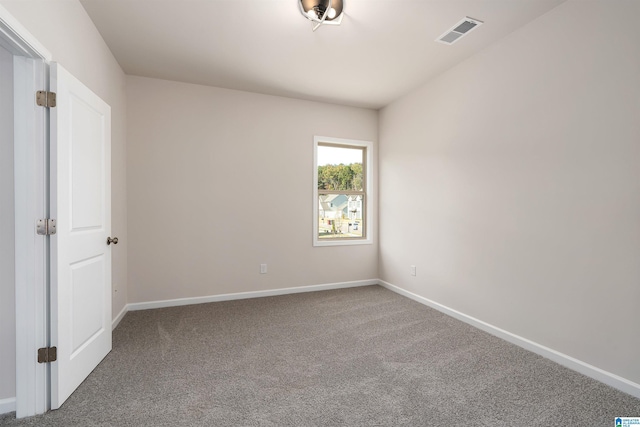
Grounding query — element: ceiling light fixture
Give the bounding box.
[299,0,345,32]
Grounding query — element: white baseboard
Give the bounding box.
[127,279,378,311]
[112,304,128,330]
[0,397,16,415]
[379,280,640,399]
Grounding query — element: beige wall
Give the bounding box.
[0,44,16,400]
[127,76,378,303]
[0,0,128,319]
[379,0,640,385]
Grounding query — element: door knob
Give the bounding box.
[107,237,118,245]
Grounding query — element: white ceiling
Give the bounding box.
[80,0,566,110]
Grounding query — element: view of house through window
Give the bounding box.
[317,144,366,240]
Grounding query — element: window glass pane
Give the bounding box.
[317,146,364,191]
[318,194,364,239]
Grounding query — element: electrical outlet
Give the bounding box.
[410,265,416,276]
[260,264,267,274]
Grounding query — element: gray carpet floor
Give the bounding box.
[1,285,639,426]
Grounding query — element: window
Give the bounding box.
[313,136,372,246]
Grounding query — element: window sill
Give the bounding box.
[313,237,373,247]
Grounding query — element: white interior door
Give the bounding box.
[50,62,112,409]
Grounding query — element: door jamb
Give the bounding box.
[0,4,52,418]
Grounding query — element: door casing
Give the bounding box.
[0,4,52,418]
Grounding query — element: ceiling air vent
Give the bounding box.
[436,17,483,45]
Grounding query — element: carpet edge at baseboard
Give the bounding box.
[377,279,640,400]
[0,397,16,416]
[111,304,128,331]
[123,279,378,312]
[111,278,640,399]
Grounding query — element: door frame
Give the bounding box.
[0,4,52,418]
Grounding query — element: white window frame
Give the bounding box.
[313,135,373,247]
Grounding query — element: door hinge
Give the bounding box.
[36,218,57,235]
[36,90,56,108]
[37,347,57,363]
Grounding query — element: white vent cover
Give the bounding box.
[436,17,483,45]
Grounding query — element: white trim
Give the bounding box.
[0,5,51,419]
[0,397,16,415]
[0,4,51,60]
[313,135,374,247]
[378,280,640,399]
[128,279,378,311]
[112,305,128,330]
[13,57,48,418]
[13,47,48,420]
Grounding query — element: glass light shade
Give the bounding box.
[299,0,344,24]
